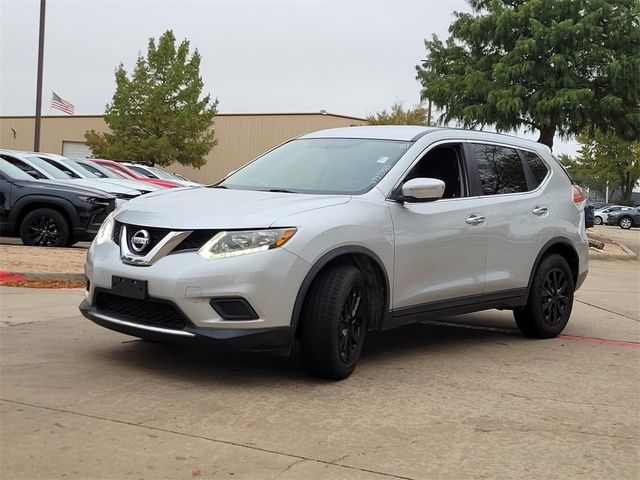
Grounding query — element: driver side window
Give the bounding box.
[404,144,467,199]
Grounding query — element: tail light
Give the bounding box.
[572,184,586,205]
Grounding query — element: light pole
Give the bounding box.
[33,0,46,152]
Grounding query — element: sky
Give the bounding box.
[0,0,580,155]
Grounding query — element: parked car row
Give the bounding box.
[0,149,202,246]
[605,207,640,229]
[0,159,116,246]
[593,204,637,225]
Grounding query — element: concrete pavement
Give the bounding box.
[594,225,640,257]
[1,259,638,479]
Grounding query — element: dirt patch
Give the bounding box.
[0,245,86,275]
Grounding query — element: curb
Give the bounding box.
[0,270,27,284]
[615,241,638,258]
[588,245,637,261]
[22,272,85,282]
[587,232,637,262]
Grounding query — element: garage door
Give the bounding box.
[62,141,92,159]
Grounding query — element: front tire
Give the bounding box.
[594,216,602,225]
[19,208,70,247]
[514,254,574,339]
[618,216,633,229]
[299,265,368,380]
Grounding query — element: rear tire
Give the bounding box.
[19,208,70,247]
[514,254,574,339]
[299,265,368,380]
[618,216,633,229]
[594,216,602,225]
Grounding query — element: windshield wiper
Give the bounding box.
[266,188,295,193]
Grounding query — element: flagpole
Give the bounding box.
[33,0,46,152]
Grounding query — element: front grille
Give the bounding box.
[113,221,172,254]
[95,291,186,329]
[112,221,122,243]
[173,229,219,252]
[112,221,217,254]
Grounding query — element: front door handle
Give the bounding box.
[532,206,548,216]
[466,214,485,225]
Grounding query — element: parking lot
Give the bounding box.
[1,254,638,479]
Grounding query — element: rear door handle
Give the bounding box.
[466,214,485,225]
[532,206,548,216]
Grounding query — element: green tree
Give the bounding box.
[85,30,217,167]
[564,131,640,205]
[367,102,431,125]
[416,0,640,150]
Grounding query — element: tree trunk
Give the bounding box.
[537,126,555,150]
[619,173,634,205]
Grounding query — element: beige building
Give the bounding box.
[0,113,367,183]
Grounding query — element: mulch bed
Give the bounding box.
[1,279,86,289]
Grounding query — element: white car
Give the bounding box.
[122,163,202,187]
[594,205,636,225]
[81,126,589,379]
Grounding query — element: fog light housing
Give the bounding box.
[210,297,258,320]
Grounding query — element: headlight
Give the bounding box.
[77,195,96,204]
[198,228,297,260]
[95,213,115,245]
[114,193,139,200]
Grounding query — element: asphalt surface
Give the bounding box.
[0,259,639,479]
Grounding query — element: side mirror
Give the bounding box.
[399,177,445,203]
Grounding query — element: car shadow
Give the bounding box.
[91,320,525,386]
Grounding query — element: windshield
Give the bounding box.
[127,165,155,178]
[45,156,98,179]
[220,138,412,194]
[23,155,70,179]
[0,158,35,180]
[77,160,119,179]
[149,167,176,180]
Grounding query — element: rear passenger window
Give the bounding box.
[471,144,528,195]
[521,151,549,188]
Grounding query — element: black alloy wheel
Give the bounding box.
[540,267,570,327]
[300,264,370,379]
[338,287,364,364]
[19,208,70,247]
[514,254,574,339]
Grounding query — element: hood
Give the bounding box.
[115,187,350,229]
[93,178,161,193]
[65,178,141,195]
[19,179,115,198]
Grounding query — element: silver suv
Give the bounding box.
[80,126,589,379]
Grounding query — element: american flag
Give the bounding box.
[51,91,75,115]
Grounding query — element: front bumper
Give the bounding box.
[79,299,294,352]
[83,239,310,350]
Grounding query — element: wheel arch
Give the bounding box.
[291,246,391,338]
[527,238,580,295]
[11,196,78,234]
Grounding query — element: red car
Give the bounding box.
[91,159,181,188]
